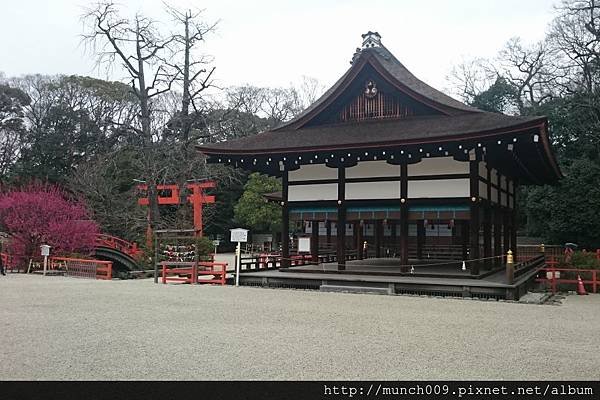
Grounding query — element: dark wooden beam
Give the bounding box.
[281,169,290,268]
[311,220,319,263]
[510,180,518,259]
[417,219,425,259]
[375,220,383,258]
[469,159,480,274]
[356,222,364,260]
[336,167,346,270]
[399,164,409,266]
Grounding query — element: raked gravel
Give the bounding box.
[1,274,599,380]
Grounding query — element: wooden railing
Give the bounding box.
[517,244,562,263]
[49,256,112,280]
[160,261,227,285]
[514,255,545,280]
[535,259,598,294]
[96,234,143,259]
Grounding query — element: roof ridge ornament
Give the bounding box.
[350,31,382,64]
[361,31,382,48]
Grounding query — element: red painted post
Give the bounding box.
[162,263,167,284]
[192,262,198,284]
[551,262,557,294]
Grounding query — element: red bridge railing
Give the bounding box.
[96,234,143,259]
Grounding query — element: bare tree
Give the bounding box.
[82,2,177,234]
[550,0,600,93]
[446,57,496,104]
[164,4,217,143]
[498,37,563,111]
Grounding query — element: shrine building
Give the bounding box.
[197,32,561,278]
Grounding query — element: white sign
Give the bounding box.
[212,240,221,246]
[230,228,249,243]
[298,237,311,253]
[40,244,51,257]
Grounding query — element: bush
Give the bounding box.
[195,236,215,260]
[570,251,600,270]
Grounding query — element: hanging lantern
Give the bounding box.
[448,219,455,229]
[423,218,428,227]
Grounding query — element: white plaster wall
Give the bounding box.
[346,160,400,178]
[288,164,337,181]
[408,179,469,198]
[508,180,514,194]
[479,180,488,199]
[478,161,487,178]
[509,196,514,209]
[501,176,508,190]
[501,192,508,207]
[346,182,400,200]
[288,184,337,201]
[408,156,469,176]
[491,187,498,203]
[491,169,498,185]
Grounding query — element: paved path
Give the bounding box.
[1,274,599,380]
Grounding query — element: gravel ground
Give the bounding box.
[1,274,599,380]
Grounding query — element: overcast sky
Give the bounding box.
[1,0,558,94]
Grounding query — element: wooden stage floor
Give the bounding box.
[238,258,538,300]
[282,258,505,279]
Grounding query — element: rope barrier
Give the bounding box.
[251,253,509,270]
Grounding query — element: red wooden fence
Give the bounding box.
[49,256,112,280]
[535,257,598,294]
[161,261,227,285]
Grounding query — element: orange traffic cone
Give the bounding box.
[576,275,588,295]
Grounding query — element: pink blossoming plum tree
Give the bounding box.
[0,184,99,267]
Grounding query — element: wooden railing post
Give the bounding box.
[506,249,514,284]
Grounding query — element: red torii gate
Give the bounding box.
[137,181,216,245]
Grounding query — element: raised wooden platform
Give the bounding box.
[238,257,544,300]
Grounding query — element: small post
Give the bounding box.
[40,244,51,276]
[230,228,249,287]
[235,242,241,287]
[540,243,545,254]
[506,249,514,284]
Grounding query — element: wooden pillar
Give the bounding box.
[503,210,510,257]
[356,222,364,260]
[510,182,518,260]
[375,220,383,258]
[326,220,331,246]
[310,220,319,263]
[336,167,346,270]
[461,220,469,260]
[417,219,425,259]
[493,206,502,260]
[469,159,480,275]
[483,203,492,268]
[281,169,290,268]
[390,221,397,257]
[399,164,409,266]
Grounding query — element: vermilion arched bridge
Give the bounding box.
[93,234,143,272]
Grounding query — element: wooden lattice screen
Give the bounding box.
[338,91,413,122]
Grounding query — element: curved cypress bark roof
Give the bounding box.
[197,32,562,184]
[273,44,479,132]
